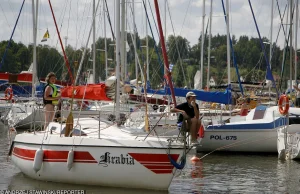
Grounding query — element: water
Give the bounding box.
[1,123,300,193]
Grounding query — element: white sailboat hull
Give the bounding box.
[11,134,183,190]
[198,106,300,153]
[277,127,300,159]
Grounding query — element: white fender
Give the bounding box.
[33,148,44,173]
[67,149,74,171]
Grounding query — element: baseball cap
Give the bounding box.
[186,91,197,98]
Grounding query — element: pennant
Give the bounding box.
[41,29,50,42]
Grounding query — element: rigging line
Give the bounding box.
[248,0,279,97]
[221,0,244,96]
[48,0,73,83]
[240,0,264,66]
[0,0,25,70]
[125,16,146,83]
[279,3,294,93]
[104,0,115,41]
[178,0,192,36]
[76,0,91,50]
[142,0,165,84]
[147,0,166,78]
[66,0,72,40]
[147,1,161,48]
[0,1,12,33]
[166,0,188,88]
[276,0,289,47]
[271,3,287,68]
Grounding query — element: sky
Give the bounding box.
[0,0,296,53]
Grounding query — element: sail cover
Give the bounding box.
[61,83,111,101]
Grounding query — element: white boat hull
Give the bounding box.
[198,106,300,153]
[277,127,300,159]
[198,129,277,152]
[11,134,184,190]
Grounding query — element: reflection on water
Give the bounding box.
[2,122,300,193]
[7,173,168,194]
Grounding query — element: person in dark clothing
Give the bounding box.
[170,91,201,144]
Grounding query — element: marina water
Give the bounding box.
[1,123,300,193]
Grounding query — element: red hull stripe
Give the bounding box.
[12,147,97,163]
[128,153,180,174]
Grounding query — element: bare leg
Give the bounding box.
[196,120,201,138]
[190,118,198,141]
[44,104,54,130]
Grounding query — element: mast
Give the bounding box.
[226,0,230,89]
[200,0,206,89]
[146,1,149,81]
[133,0,138,86]
[270,0,274,68]
[104,0,108,80]
[153,0,176,106]
[116,0,121,120]
[295,0,298,83]
[289,0,293,93]
[48,0,73,84]
[31,0,37,98]
[121,0,125,81]
[125,3,128,82]
[93,0,96,83]
[207,0,212,91]
[164,0,167,76]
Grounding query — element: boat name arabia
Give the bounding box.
[98,152,135,167]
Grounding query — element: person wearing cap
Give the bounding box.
[170,91,201,144]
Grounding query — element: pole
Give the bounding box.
[48,0,73,84]
[290,0,293,93]
[93,0,96,83]
[116,0,121,120]
[153,0,177,106]
[207,0,212,91]
[226,0,230,88]
[146,1,149,81]
[200,0,206,89]
[295,0,298,82]
[104,0,108,79]
[32,0,37,98]
[133,0,138,86]
[121,0,126,81]
[270,0,274,68]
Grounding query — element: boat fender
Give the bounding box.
[67,149,74,171]
[278,95,289,115]
[33,148,44,173]
[190,156,200,162]
[198,125,204,138]
[240,103,249,116]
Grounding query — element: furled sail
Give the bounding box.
[60,83,111,101]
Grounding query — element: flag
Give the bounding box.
[41,29,50,42]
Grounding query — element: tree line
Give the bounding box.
[0,33,296,89]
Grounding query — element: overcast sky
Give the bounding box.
[0,0,296,53]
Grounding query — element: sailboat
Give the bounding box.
[9,0,187,190]
[196,0,300,153]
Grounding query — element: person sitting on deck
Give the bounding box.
[170,91,201,145]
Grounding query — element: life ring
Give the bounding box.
[278,95,289,115]
[5,88,13,100]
